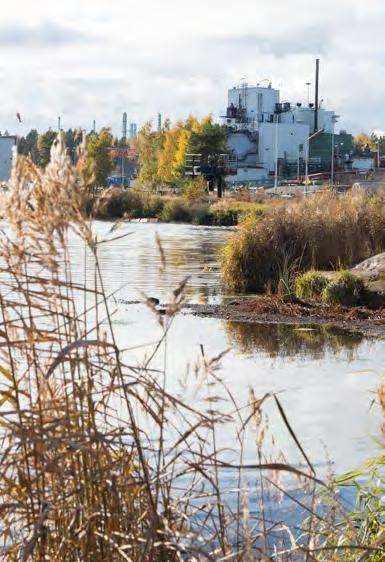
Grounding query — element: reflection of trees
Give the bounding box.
[225,321,363,360]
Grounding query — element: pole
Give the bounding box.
[274,114,279,192]
[304,142,309,196]
[314,59,320,133]
[378,138,380,170]
[297,148,300,181]
[331,128,335,185]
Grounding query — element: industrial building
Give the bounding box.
[0,136,16,182]
[222,61,352,184]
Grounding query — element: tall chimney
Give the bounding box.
[314,58,320,132]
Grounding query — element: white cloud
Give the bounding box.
[0,0,383,135]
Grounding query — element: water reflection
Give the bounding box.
[77,222,230,303]
[225,321,363,360]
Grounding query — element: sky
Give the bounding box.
[0,0,384,136]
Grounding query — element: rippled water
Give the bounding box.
[67,221,384,476]
[68,221,229,303]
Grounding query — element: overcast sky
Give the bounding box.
[0,0,383,136]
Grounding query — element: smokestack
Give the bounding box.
[314,58,320,132]
[122,112,127,139]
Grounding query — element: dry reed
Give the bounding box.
[222,189,385,293]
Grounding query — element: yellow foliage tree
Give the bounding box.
[157,121,185,186]
[353,132,376,152]
[137,122,165,190]
[137,114,226,191]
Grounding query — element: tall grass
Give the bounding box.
[0,137,382,560]
[221,190,385,293]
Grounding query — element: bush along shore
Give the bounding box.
[221,187,385,295]
[222,188,385,293]
[84,187,265,226]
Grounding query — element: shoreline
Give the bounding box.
[185,298,385,339]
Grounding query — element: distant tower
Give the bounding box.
[58,116,61,132]
[157,113,162,131]
[122,112,127,139]
[129,123,138,139]
[133,123,137,137]
[92,120,96,133]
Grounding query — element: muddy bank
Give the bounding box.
[185,296,385,338]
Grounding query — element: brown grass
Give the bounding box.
[222,189,385,293]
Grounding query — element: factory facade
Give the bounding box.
[222,77,352,184]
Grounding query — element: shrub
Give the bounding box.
[321,270,364,306]
[91,189,167,220]
[95,188,143,219]
[182,176,207,200]
[221,190,385,293]
[210,200,265,227]
[211,208,238,226]
[141,193,165,218]
[160,199,192,222]
[190,203,212,225]
[295,271,329,301]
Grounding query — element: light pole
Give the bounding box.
[304,128,324,196]
[377,137,381,170]
[297,144,303,181]
[274,114,279,192]
[330,116,338,185]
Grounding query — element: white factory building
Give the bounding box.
[221,82,339,183]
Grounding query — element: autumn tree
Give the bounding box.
[353,132,376,153]
[137,122,165,190]
[187,116,227,157]
[82,128,114,187]
[137,115,228,191]
[157,120,189,187]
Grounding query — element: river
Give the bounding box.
[68,221,384,478]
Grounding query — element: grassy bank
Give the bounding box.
[222,189,385,293]
[0,142,383,560]
[85,187,265,226]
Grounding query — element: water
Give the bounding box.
[68,221,384,477]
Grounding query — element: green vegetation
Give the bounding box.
[222,189,385,293]
[181,176,207,200]
[87,188,265,226]
[295,270,365,307]
[321,270,364,306]
[81,128,115,187]
[295,270,329,301]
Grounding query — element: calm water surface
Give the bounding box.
[69,221,384,477]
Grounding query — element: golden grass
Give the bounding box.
[221,190,385,293]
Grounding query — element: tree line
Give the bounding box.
[15,115,227,191]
